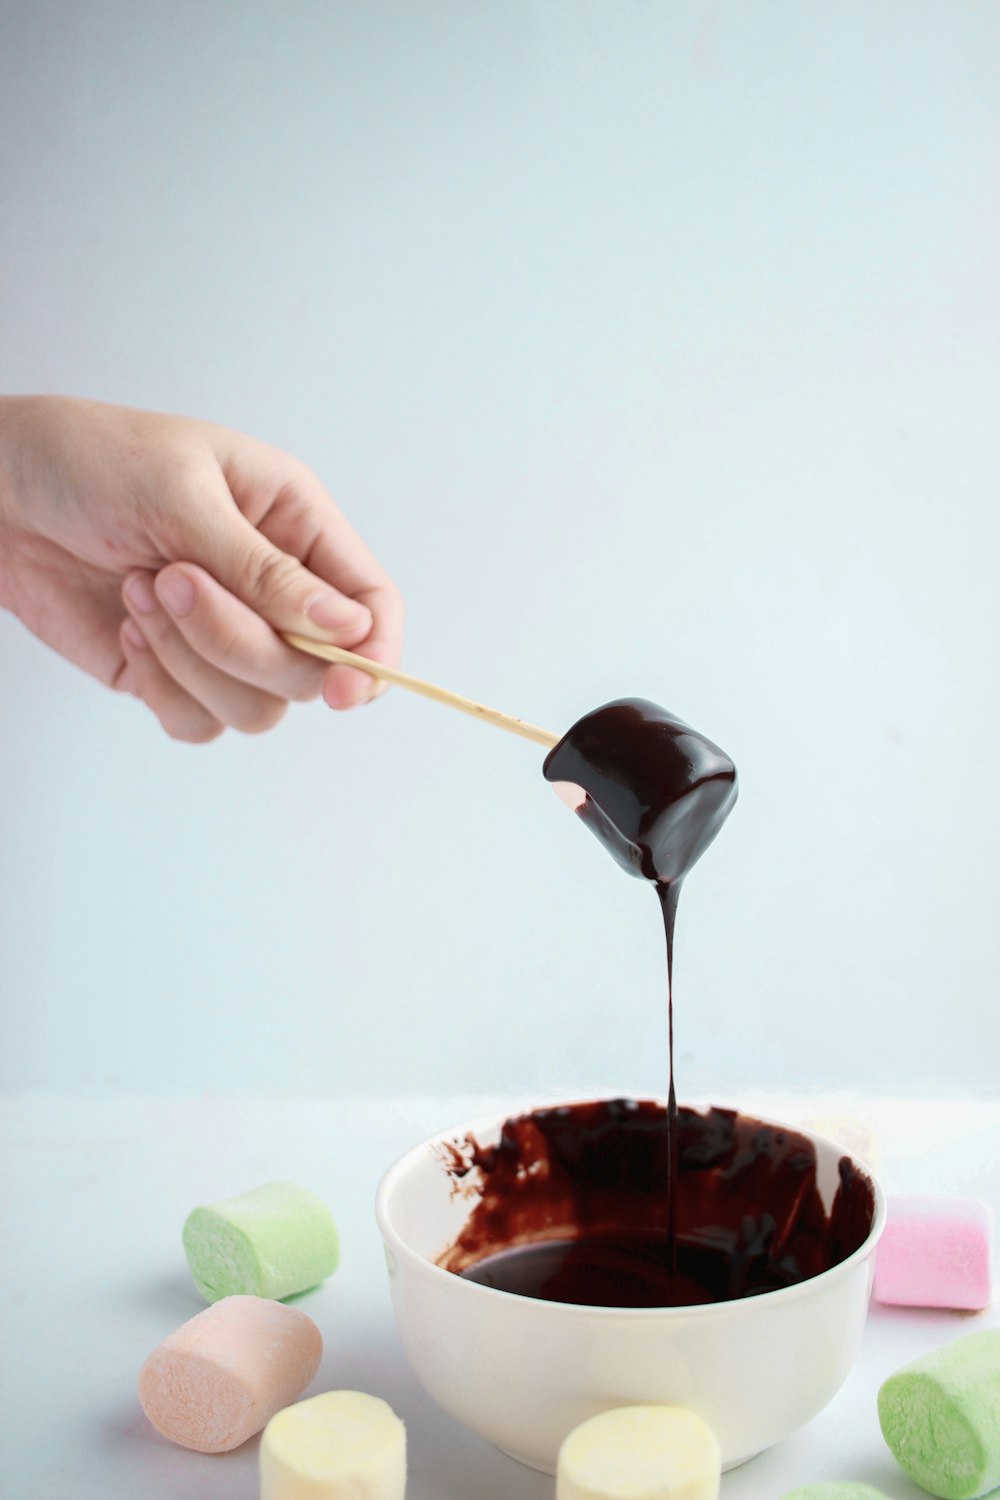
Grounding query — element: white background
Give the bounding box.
[2,1,999,1102]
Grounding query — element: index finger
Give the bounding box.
[256,463,405,708]
[217,442,405,700]
[322,579,406,710]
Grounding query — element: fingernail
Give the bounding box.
[156,570,196,619]
[126,573,157,615]
[306,590,372,634]
[123,618,148,650]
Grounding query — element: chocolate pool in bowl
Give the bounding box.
[437,1098,875,1307]
[375,1099,886,1475]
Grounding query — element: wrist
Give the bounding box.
[0,396,28,527]
[0,396,35,613]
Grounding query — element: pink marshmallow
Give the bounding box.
[138,1294,322,1453]
[552,780,587,811]
[873,1196,993,1311]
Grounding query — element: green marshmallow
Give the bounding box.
[877,1329,1000,1500]
[781,1487,890,1500]
[183,1180,339,1303]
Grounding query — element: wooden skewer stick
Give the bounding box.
[283,632,560,749]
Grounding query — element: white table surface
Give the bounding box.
[2,1089,998,1499]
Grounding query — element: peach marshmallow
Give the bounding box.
[138,1294,322,1453]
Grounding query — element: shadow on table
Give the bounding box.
[120,1269,203,1323]
[99,1398,260,1499]
[327,1328,554,1499]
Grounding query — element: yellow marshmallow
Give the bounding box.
[799,1114,881,1175]
[260,1390,406,1500]
[557,1405,720,1500]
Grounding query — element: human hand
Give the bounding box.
[0,396,403,741]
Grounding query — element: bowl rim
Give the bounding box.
[374,1096,888,1320]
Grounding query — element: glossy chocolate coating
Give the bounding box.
[542,698,738,884]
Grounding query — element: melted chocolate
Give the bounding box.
[435,701,873,1309]
[438,1099,875,1307]
[543,699,738,1266]
[541,698,738,887]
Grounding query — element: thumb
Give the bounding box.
[181,492,373,644]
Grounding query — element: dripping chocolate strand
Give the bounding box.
[659,879,681,1275]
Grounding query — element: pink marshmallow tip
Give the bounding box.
[552,781,587,812]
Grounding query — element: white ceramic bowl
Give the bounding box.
[375,1101,887,1475]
